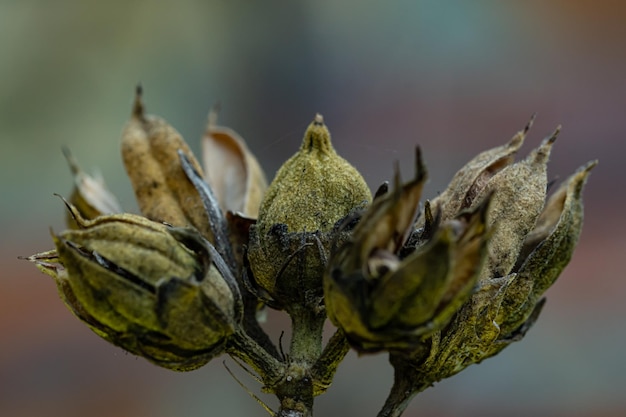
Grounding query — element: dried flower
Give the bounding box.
[62,147,122,226]
[202,105,268,218]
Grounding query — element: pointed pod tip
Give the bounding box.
[568,159,598,196]
[525,113,537,133]
[582,159,599,173]
[61,146,80,175]
[547,125,561,144]
[300,114,333,153]
[393,161,402,191]
[374,181,389,200]
[54,194,87,228]
[508,115,536,149]
[414,146,427,182]
[132,84,145,119]
[529,126,560,164]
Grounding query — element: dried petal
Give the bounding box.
[347,149,426,273]
[202,106,268,217]
[62,148,122,226]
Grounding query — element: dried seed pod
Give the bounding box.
[27,207,241,371]
[495,159,597,334]
[380,128,595,415]
[247,114,371,310]
[62,148,121,226]
[202,106,268,218]
[121,88,212,241]
[424,116,532,224]
[476,130,557,279]
[325,152,491,352]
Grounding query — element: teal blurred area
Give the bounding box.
[1,1,624,416]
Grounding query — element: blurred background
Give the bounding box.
[1,1,624,416]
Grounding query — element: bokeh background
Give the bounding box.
[2,1,624,416]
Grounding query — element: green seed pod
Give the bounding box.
[247,114,371,310]
[28,208,241,371]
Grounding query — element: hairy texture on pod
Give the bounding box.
[247,114,371,310]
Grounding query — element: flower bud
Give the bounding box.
[325,150,491,352]
[247,115,371,310]
[28,207,241,371]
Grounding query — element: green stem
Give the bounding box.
[227,328,284,384]
[311,328,350,396]
[288,304,326,365]
[377,353,431,417]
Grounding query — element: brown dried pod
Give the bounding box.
[424,115,533,224]
[121,87,212,240]
[380,125,595,417]
[325,151,491,352]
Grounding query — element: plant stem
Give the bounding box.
[288,304,326,365]
[311,328,350,396]
[227,328,284,385]
[377,352,432,417]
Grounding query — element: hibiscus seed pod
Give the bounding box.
[121,86,213,241]
[495,159,597,334]
[380,127,595,417]
[476,129,557,280]
[424,115,533,224]
[325,150,491,352]
[28,206,240,371]
[248,114,371,310]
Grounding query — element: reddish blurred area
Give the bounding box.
[1,1,624,416]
